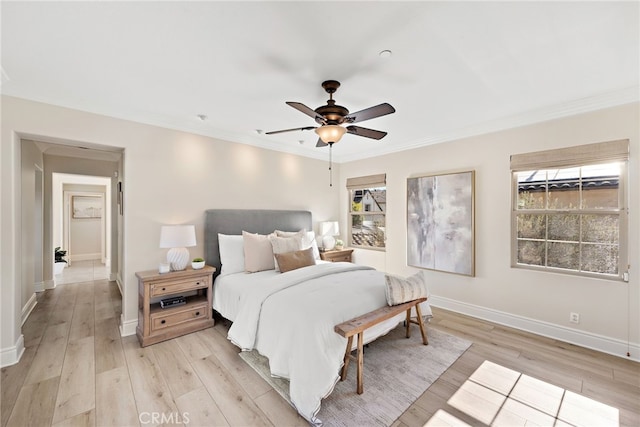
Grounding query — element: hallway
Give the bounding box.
[54,260,109,286]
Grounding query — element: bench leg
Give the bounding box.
[415,304,429,345]
[340,336,353,381]
[405,308,412,338]
[356,332,364,394]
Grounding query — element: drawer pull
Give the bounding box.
[195,311,200,316]
[162,287,166,291]
[161,319,166,324]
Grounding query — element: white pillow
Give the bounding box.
[269,233,304,271]
[218,234,244,275]
[275,229,320,260]
[384,271,429,306]
[242,231,275,273]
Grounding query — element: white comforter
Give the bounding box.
[226,262,429,425]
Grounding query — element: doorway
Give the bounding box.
[52,173,111,285]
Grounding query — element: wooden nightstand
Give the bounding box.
[320,248,354,263]
[136,266,215,347]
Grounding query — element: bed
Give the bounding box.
[204,209,432,425]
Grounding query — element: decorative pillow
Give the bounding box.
[384,271,429,306]
[275,229,320,260]
[274,247,316,273]
[269,234,304,271]
[242,231,275,273]
[218,234,244,275]
[274,229,304,238]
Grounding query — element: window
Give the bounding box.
[347,174,386,250]
[511,140,629,280]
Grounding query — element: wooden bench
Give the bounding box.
[334,297,428,394]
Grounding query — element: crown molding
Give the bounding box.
[4,85,637,165]
[335,86,640,163]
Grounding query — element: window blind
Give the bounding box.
[346,173,386,190]
[510,139,629,171]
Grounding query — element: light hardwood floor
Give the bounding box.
[2,279,638,426]
[54,260,109,286]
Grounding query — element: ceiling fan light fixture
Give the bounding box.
[315,124,346,144]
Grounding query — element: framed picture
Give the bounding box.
[72,195,102,219]
[407,170,475,276]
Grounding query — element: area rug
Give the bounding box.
[239,325,472,426]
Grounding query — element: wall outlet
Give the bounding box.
[570,312,580,324]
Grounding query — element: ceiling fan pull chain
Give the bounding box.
[329,142,333,187]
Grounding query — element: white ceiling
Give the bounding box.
[2,1,638,163]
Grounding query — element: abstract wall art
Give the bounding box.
[407,170,475,276]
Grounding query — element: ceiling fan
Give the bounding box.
[266,80,396,148]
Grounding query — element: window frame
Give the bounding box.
[347,174,386,251]
[510,141,629,281]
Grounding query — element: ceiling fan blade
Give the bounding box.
[316,138,328,147]
[265,126,316,135]
[286,102,326,124]
[346,125,388,140]
[345,103,395,124]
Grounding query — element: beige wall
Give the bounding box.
[339,102,640,359]
[1,95,340,365]
[2,94,637,365]
[20,140,44,315]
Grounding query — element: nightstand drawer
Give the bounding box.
[150,276,209,297]
[320,249,353,263]
[329,253,351,262]
[151,302,208,332]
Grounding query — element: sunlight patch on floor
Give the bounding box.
[424,409,472,426]
[424,360,620,427]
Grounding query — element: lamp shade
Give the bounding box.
[159,225,196,248]
[320,221,340,237]
[315,125,346,144]
[320,221,340,251]
[160,225,196,271]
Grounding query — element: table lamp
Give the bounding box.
[320,221,339,251]
[160,225,196,271]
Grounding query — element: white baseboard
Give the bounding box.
[116,275,123,295]
[429,295,640,362]
[119,313,137,337]
[43,279,56,290]
[34,281,45,293]
[0,335,25,368]
[115,276,135,337]
[21,293,38,326]
[70,253,101,262]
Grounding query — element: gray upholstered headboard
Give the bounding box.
[204,209,312,278]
